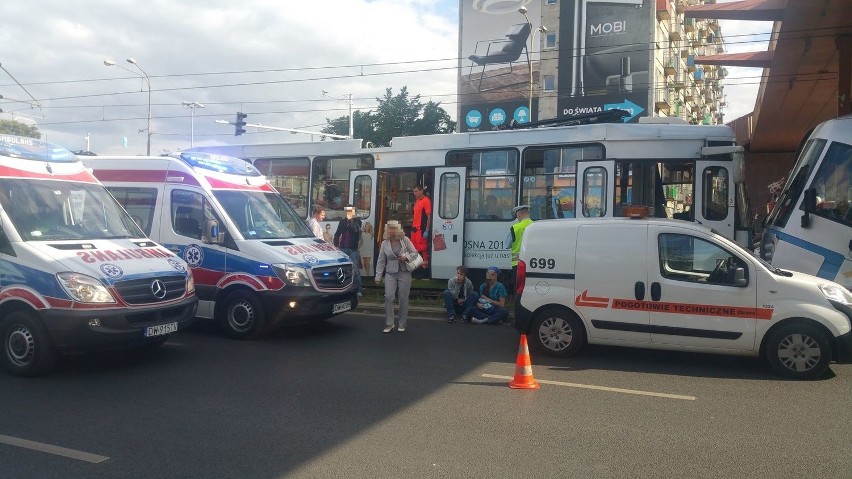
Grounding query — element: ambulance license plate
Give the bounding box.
[333,301,352,314]
[144,322,178,337]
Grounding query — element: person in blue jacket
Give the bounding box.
[466,266,509,325]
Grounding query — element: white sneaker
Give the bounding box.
[398,327,406,332]
[471,318,487,324]
[383,325,395,333]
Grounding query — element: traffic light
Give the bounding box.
[235,112,247,136]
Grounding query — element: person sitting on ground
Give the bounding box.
[443,265,476,323]
[465,266,509,325]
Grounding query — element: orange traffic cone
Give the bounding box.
[508,334,540,389]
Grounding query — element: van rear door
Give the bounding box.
[574,223,650,343]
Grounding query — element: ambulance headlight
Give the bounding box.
[818,284,852,305]
[57,272,116,303]
[272,264,312,287]
[186,272,195,294]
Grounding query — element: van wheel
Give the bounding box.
[529,307,585,357]
[765,323,832,380]
[220,291,267,340]
[1,311,57,377]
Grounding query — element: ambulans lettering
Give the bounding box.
[285,243,337,255]
[77,247,173,263]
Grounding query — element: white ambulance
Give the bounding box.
[514,215,852,379]
[0,135,197,376]
[82,151,356,339]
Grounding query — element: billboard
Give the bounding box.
[458,0,652,131]
[458,0,542,132]
[557,0,651,122]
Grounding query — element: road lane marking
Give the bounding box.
[481,374,696,401]
[0,434,109,463]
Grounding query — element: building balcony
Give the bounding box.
[676,0,686,14]
[670,29,682,42]
[656,0,671,20]
[655,88,671,113]
[684,17,696,32]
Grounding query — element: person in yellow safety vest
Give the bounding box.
[509,204,532,295]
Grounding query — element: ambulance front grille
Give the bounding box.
[114,275,187,305]
[311,264,353,291]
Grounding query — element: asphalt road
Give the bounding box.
[1,311,851,479]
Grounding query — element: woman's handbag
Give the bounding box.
[403,238,424,271]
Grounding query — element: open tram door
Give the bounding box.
[575,160,615,218]
[348,169,378,277]
[430,167,467,279]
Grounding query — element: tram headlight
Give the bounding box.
[272,263,312,287]
[57,272,116,303]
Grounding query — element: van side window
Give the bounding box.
[658,233,748,286]
[171,190,207,240]
[702,166,728,221]
[106,186,158,236]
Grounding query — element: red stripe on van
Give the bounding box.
[0,165,98,183]
[611,298,773,320]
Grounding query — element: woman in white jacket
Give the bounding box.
[374,220,416,333]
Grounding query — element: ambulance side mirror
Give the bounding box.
[204,219,224,245]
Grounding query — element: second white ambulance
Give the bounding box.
[514,215,852,379]
[82,152,357,339]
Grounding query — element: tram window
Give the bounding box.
[521,145,602,219]
[582,167,607,217]
[312,156,374,220]
[448,149,518,221]
[438,172,461,218]
[702,166,729,221]
[253,157,310,218]
[352,175,372,216]
[809,141,852,225]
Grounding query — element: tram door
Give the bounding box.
[695,160,734,240]
[431,167,467,279]
[348,169,378,277]
[575,160,615,218]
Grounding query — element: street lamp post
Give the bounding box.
[104,58,152,155]
[322,89,354,139]
[518,7,546,124]
[182,101,205,148]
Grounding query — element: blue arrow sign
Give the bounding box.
[603,99,645,122]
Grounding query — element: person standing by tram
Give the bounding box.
[306,205,325,239]
[411,184,431,279]
[334,205,363,296]
[508,204,533,294]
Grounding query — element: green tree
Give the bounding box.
[323,87,455,147]
[0,119,41,138]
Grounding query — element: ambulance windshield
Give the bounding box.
[214,190,312,240]
[0,179,145,241]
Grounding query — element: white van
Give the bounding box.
[513,215,852,379]
[82,152,357,339]
[0,135,197,376]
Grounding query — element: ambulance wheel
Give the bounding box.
[765,323,832,380]
[220,291,267,340]
[529,307,585,357]
[1,311,57,377]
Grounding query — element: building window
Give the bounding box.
[545,33,557,49]
[543,75,555,91]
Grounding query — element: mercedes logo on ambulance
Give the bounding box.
[151,280,167,299]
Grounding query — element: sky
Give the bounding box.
[1,0,772,156]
